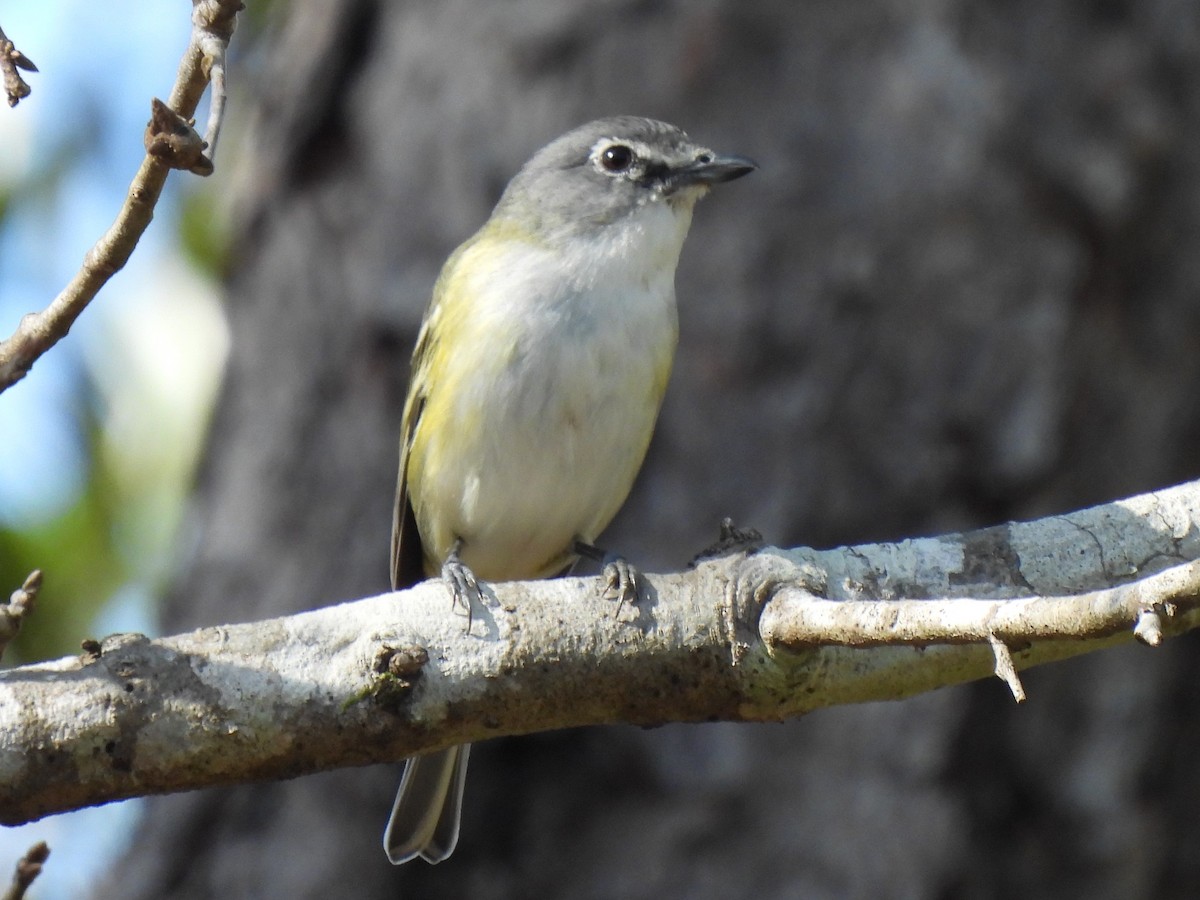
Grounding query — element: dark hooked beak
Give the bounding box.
[666,153,758,192]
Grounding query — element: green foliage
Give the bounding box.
[0,417,126,664]
[177,186,230,276]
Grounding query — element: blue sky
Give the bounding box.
[0,2,181,522]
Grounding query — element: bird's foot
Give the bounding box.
[574,539,641,615]
[442,541,484,630]
[601,554,640,614]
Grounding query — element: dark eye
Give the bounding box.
[600,144,634,172]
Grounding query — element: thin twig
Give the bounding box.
[0,0,243,393]
[1133,605,1167,646]
[0,842,49,900]
[988,633,1026,702]
[0,24,37,108]
[192,0,241,157]
[760,558,1200,650]
[0,570,42,662]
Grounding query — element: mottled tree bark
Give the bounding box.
[101,2,1200,897]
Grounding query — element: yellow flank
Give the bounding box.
[401,208,684,582]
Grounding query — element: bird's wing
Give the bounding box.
[389,235,485,590]
[390,314,435,591]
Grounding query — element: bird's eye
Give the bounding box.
[599,144,634,173]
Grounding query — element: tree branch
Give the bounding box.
[0,842,48,900]
[0,571,41,662]
[0,24,37,108]
[3,479,1200,825]
[0,0,243,393]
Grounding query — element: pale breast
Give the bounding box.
[410,202,690,580]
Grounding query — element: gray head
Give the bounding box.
[493,116,756,239]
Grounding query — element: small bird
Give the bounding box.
[384,116,755,865]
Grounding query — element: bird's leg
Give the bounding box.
[442,538,483,629]
[573,538,640,615]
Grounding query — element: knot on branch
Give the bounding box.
[144,98,213,176]
[376,644,429,680]
[345,644,431,713]
[1,33,37,107]
[723,550,828,665]
[690,517,766,566]
[192,0,244,42]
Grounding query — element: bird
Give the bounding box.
[384,115,755,865]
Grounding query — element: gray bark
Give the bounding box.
[13,484,1200,825]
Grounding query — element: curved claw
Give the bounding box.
[602,555,640,615]
[571,539,641,616]
[441,542,484,629]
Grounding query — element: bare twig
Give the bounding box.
[0,0,243,393]
[1133,604,1168,646]
[0,24,37,108]
[0,842,49,900]
[192,0,241,157]
[0,571,42,662]
[988,633,1026,702]
[758,559,1200,651]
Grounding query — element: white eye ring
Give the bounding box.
[598,144,634,173]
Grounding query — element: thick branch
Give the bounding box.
[3,479,1200,825]
[0,0,242,392]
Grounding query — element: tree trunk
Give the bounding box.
[102,2,1200,897]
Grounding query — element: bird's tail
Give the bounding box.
[383,744,471,864]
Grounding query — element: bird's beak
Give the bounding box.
[666,153,758,193]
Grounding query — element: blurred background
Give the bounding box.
[0,1,232,895]
[4,1,1200,897]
